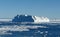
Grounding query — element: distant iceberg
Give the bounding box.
[12,15,50,23]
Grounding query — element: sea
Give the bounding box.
[0,22,60,37]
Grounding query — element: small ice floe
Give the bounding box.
[0,30,12,35]
[38,31,43,34]
[45,31,48,33]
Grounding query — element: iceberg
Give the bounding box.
[12,14,50,23]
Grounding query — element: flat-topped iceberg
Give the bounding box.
[12,15,50,23]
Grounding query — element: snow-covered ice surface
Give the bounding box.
[32,16,50,23]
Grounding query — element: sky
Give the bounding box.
[0,0,60,19]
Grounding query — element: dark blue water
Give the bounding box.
[0,23,60,37]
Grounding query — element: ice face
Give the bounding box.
[12,15,34,22]
[32,16,50,23]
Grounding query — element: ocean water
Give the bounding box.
[0,23,60,37]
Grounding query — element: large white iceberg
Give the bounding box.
[12,15,50,23]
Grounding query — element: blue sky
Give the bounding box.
[0,0,60,18]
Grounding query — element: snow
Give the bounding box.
[25,14,28,16]
[32,16,50,23]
